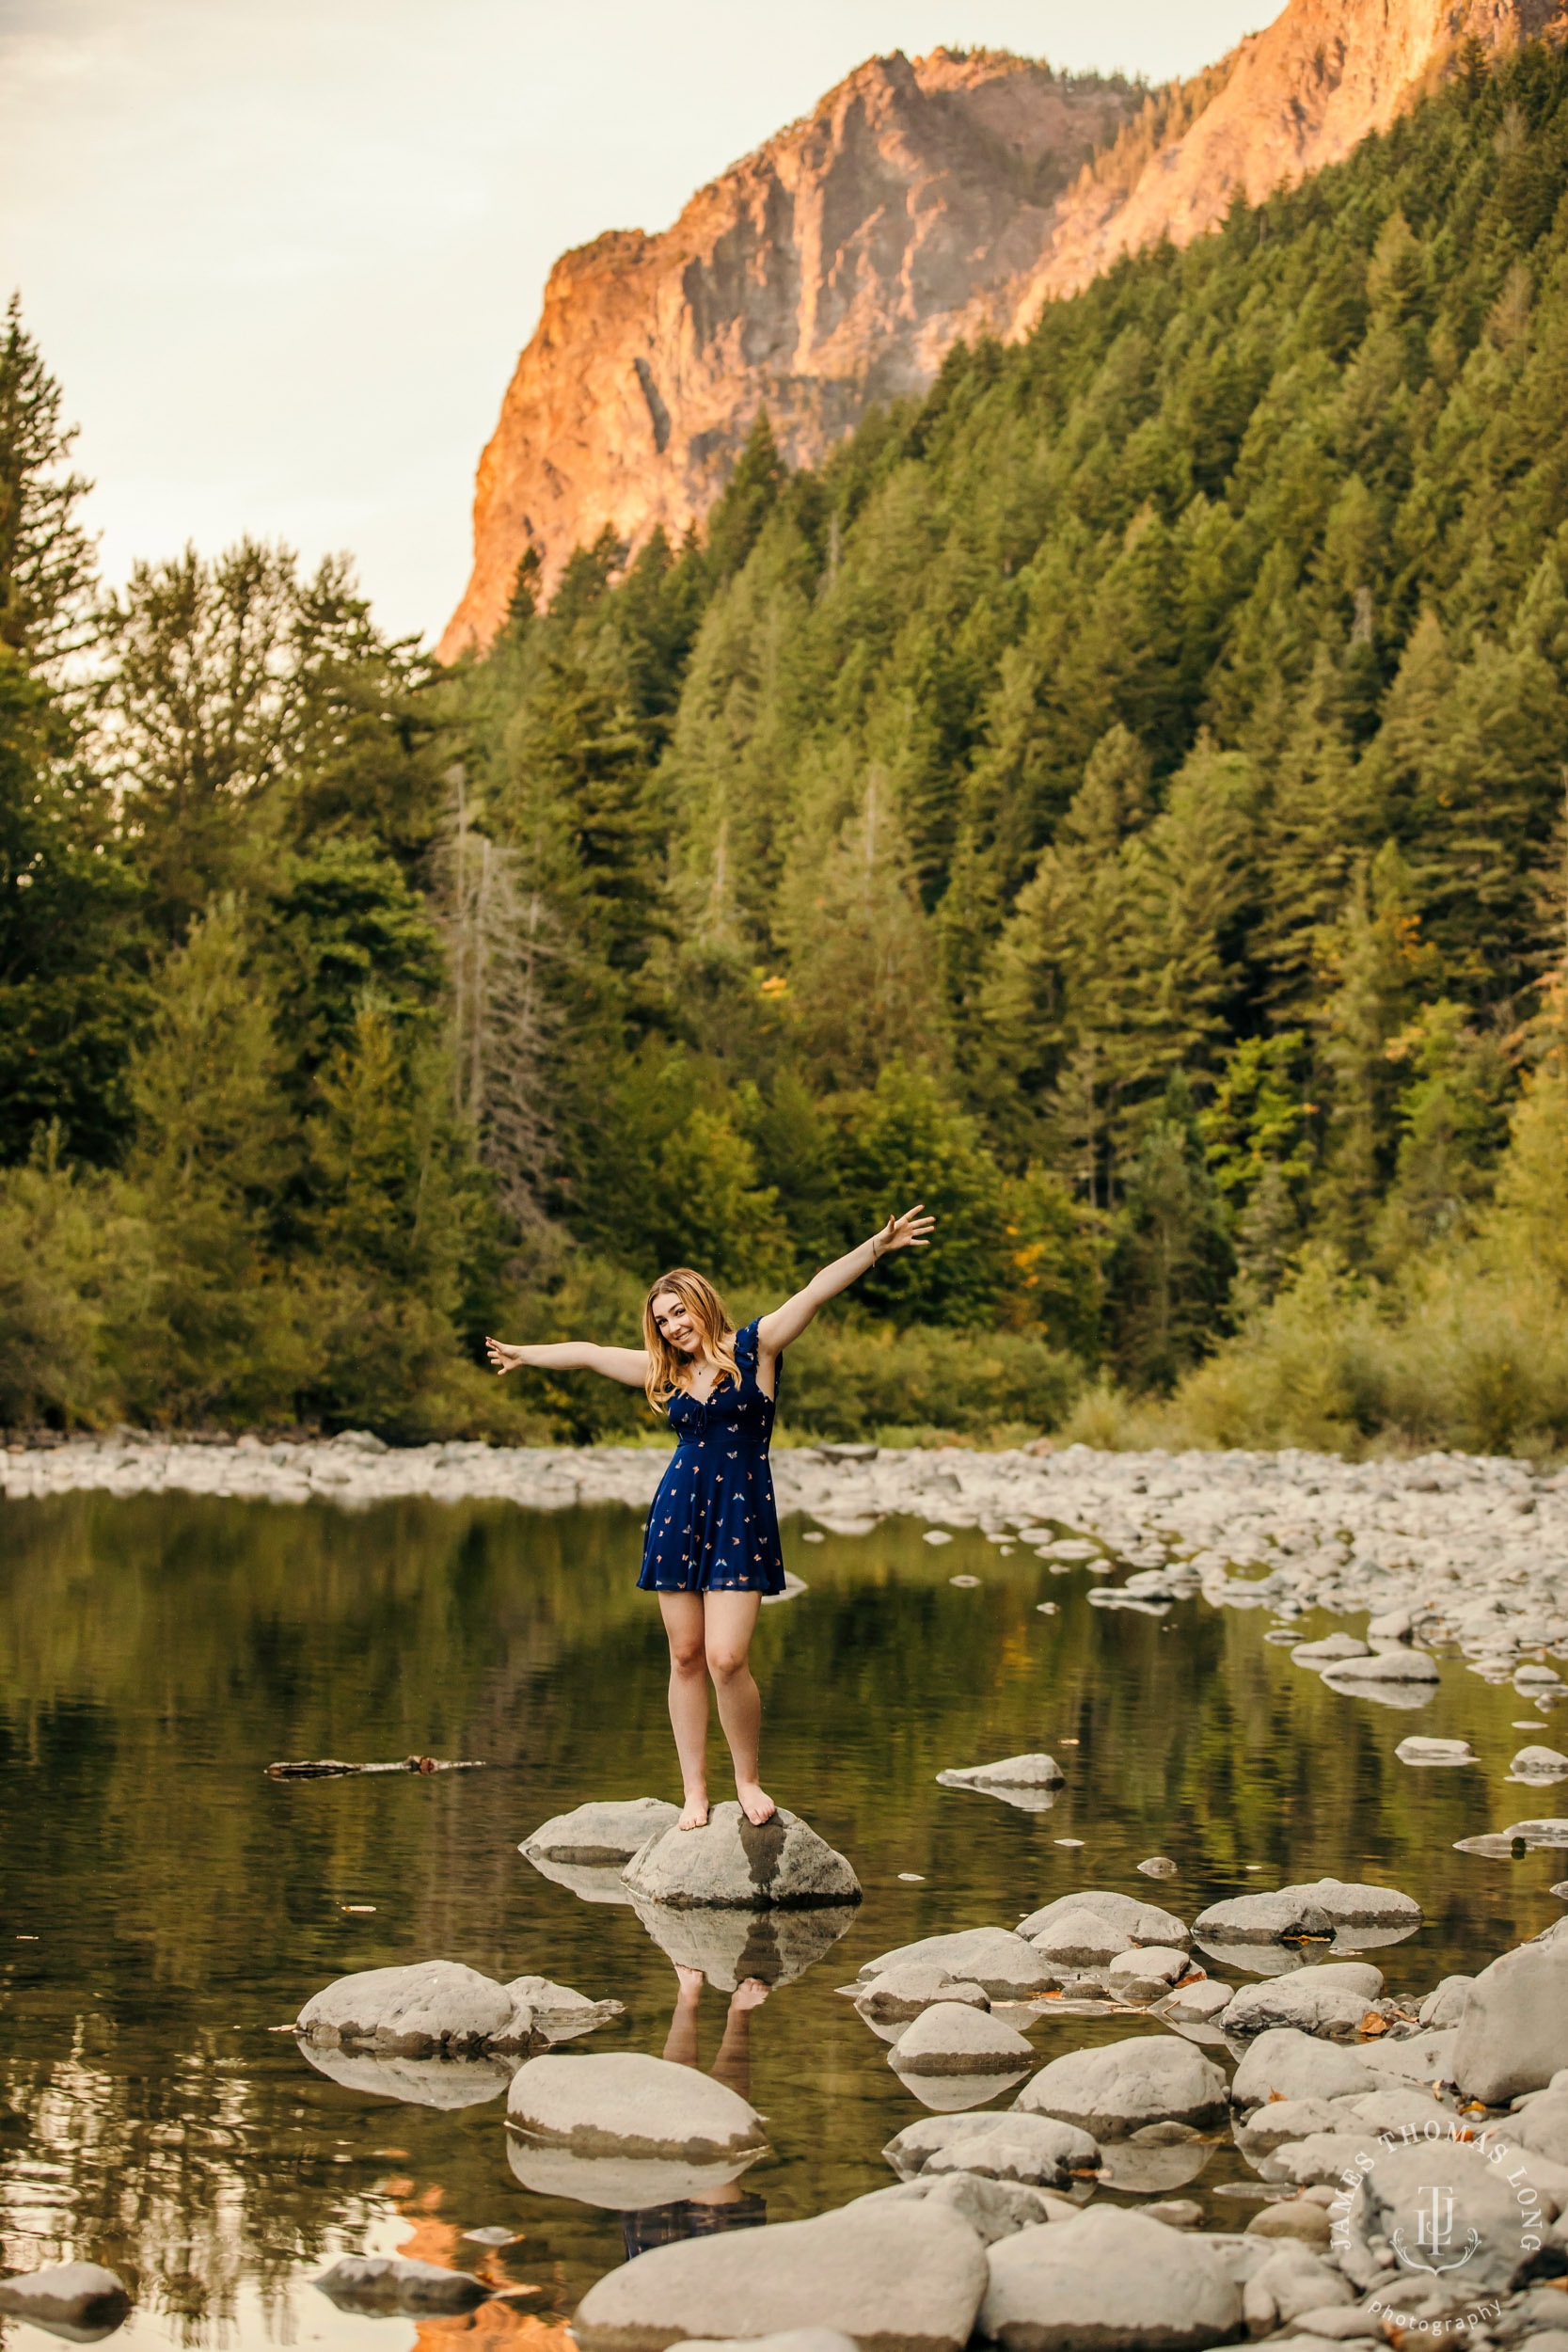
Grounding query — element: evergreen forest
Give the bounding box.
[7,37,1568,1454]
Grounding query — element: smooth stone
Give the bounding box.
[855,1963,990,2024]
[1031,1905,1152,1971]
[522,1796,681,1864]
[1395,1735,1475,1767]
[572,2201,988,2352]
[1243,2247,1352,2336]
[1230,2029,1381,2108]
[923,2114,1101,2187]
[499,1975,624,2042]
[1157,1979,1234,2025]
[882,2112,1016,2181]
[1338,2137,1528,2295]
[505,2135,760,2211]
[1105,1946,1192,2002]
[1260,2133,1379,2188]
[1513,2088,1568,2167]
[1019,1889,1190,1951]
[857,2171,1061,2246]
[889,2002,1037,2076]
[1244,2200,1333,2247]
[296,1960,513,2052]
[1138,1858,1180,1878]
[858,1928,1059,1999]
[0,2265,133,2333]
[937,1755,1065,1789]
[1357,2026,1455,2083]
[1235,2097,1349,2156]
[506,2051,766,2160]
[1322,1648,1440,1683]
[312,2257,488,2312]
[1146,2200,1203,2229]
[1275,1879,1421,1932]
[297,2042,513,2107]
[1016,2033,1227,2138]
[1451,1928,1568,2103]
[1291,1635,1370,1663]
[1418,1976,1474,2029]
[1516,1664,1565,1687]
[1512,1745,1568,1780]
[631,1896,858,1991]
[1338,2086,1452,2135]
[622,1803,861,1909]
[980,2205,1242,2351]
[1193,1893,1334,1945]
[1220,1962,1385,2041]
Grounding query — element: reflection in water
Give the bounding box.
[617,1969,769,2262]
[2,1487,1565,2344]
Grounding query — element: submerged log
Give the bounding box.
[266,1756,486,1778]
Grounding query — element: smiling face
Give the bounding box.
[651,1291,702,1357]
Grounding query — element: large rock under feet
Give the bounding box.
[572,2200,987,2352]
[622,1803,860,1909]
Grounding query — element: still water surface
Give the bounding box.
[1,1489,1561,2350]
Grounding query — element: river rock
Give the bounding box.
[0,2265,132,2331]
[883,2111,1018,2180]
[296,1960,513,2051]
[632,1896,858,1990]
[622,1803,861,1908]
[499,1975,624,2042]
[1105,1946,1191,2001]
[1275,1879,1421,1933]
[980,2205,1242,2350]
[860,2171,1063,2246]
[1220,1961,1385,2040]
[506,2051,766,2159]
[523,1796,680,1863]
[890,2002,1037,2076]
[1341,2085,1454,2135]
[1513,2085,1568,2167]
[1020,1890,1190,1951]
[1244,2199,1332,2247]
[1450,1929,1568,2103]
[855,1963,990,2024]
[1235,2097,1349,2155]
[1323,1648,1440,1683]
[1016,2034,1227,2138]
[1418,1976,1474,2029]
[572,2201,988,2352]
[1395,1735,1475,1766]
[937,1755,1065,1789]
[1338,2137,1528,2295]
[858,1928,1058,1999]
[1139,1857,1180,1878]
[1513,1745,1568,1780]
[1230,2029,1381,2107]
[1242,2246,1353,2335]
[1194,1892,1334,1945]
[1292,1635,1370,1664]
[313,2257,489,2312]
[1260,2132,1378,2188]
[923,2113,1101,2187]
[1157,1979,1233,2026]
[1357,2025,1455,2082]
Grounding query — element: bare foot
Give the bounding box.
[678,1790,710,1831]
[674,1964,705,1999]
[730,1977,770,2011]
[736,1782,776,1827]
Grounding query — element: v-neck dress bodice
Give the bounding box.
[637,1319,785,1595]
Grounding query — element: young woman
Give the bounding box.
[485,1205,934,1832]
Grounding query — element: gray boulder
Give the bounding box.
[1194,1892,1334,1945]
[1275,1879,1421,1932]
[499,1975,624,2042]
[313,2258,488,2312]
[1259,2132,1376,2187]
[1451,1930,1568,2103]
[1358,2026,1455,2082]
[1105,1946,1191,2001]
[1242,2246,1352,2336]
[1341,2085,1457,2136]
[1513,1745,1568,1781]
[572,2201,988,2352]
[1323,1648,1440,1683]
[1016,2034,1227,2138]
[923,2113,1101,2187]
[1292,1635,1370,1663]
[0,2265,132,2333]
[1220,1962,1385,2041]
[981,2205,1242,2350]
[883,2111,1018,2181]
[1230,2028,1381,2108]
[506,2050,766,2159]
[889,2002,1037,2076]
[857,2172,1062,2246]
[937,1754,1065,1789]
[1418,1975,1474,2030]
[855,1963,990,2025]
[1235,2097,1349,2155]
[1156,1979,1234,2026]
[1339,2137,1530,2295]
[1395,1735,1475,1766]
[1019,1889,1190,1950]
[622,1803,861,1908]
[522,1795,679,1863]
[296,1960,512,2051]
[1514,2087,1568,2168]
[858,1927,1058,1999]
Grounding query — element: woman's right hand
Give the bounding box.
[485,1338,529,1376]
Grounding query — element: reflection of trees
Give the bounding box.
[0,1494,1541,2332]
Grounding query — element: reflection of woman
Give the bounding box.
[619,1967,771,2261]
[486,1211,934,1831]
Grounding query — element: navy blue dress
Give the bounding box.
[638,1320,785,1595]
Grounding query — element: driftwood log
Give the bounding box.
[266,1756,486,1778]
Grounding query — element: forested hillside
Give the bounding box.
[6,39,1568,1451]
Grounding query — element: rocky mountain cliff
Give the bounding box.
[438,0,1568,660]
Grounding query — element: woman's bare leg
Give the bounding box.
[658,1592,711,1829]
[663,1963,705,2066]
[703,1591,774,1825]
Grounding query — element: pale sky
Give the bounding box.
[0,1,1269,649]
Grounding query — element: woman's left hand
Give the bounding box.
[876,1203,936,1255]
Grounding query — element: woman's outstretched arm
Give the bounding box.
[756,1204,935,1367]
[484,1338,649,1389]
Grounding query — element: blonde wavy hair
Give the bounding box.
[642,1268,739,1413]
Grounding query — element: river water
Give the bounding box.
[1,1487,1562,2350]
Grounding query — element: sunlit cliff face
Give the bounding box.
[651,1293,702,1358]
